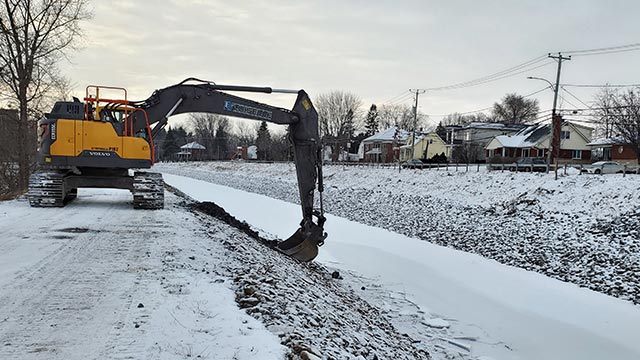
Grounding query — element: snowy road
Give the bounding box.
[164,173,640,360]
[0,190,284,360]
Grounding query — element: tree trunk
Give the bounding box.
[17,88,31,191]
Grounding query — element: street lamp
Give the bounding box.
[526,76,554,91]
[527,76,560,165]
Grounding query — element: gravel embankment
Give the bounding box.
[156,162,640,304]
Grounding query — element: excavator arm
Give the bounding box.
[129,78,326,261]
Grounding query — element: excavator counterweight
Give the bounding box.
[29,78,327,262]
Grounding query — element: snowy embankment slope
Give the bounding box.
[156,161,640,305]
[158,165,640,360]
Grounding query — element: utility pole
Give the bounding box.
[409,89,426,159]
[547,52,571,165]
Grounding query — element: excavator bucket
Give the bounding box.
[278,220,326,262]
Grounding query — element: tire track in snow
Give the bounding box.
[0,190,159,359]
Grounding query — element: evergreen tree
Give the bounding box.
[173,126,189,146]
[256,121,272,160]
[435,121,447,142]
[153,128,167,162]
[349,132,367,153]
[364,104,379,137]
[213,122,230,160]
[161,128,179,161]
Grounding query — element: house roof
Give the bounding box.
[180,142,206,150]
[487,120,593,149]
[362,126,410,143]
[489,123,549,148]
[586,137,625,146]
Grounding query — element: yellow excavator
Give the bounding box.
[29,78,326,261]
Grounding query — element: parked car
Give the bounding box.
[402,159,424,169]
[508,157,548,172]
[582,161,625,174]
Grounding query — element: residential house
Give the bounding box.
[586,137,638,165]
[445,122,525,162]
[485,121,593,164]
[399,132,447,162]
[359,126,409,163]
[177,141,206,161]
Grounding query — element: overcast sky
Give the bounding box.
[61,0,640,130]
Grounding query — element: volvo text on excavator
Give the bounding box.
[29,78,326,262]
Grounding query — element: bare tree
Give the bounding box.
[592,87,617,138]
[593,87,640,157]
[0,0,91,189]
[377,103,428,131]
[492,93,539,124]
[315,90,363,138]
[233,121,257,145]
[442,112,490,126]
[315,90,362,160]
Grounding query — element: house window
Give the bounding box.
[572,150,582,159]
[522,148,530,158]
[560,130,571,140]
[488,149,494,158]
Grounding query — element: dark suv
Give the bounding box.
[509,157,548,172]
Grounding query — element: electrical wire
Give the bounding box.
[560,83,640,88]
[560,87,593,109]
[562,42,640,56]
[426,57,552,91]
[381,90,412,105]
[426,87,552,118]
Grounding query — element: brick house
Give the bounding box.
[586,137,639,165]
[359,127,409,163]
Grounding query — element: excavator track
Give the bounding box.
[28,170,76,207]
[132,172,164,210]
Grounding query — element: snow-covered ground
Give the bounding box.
[156,161,640,305]
[0,188,433,359]
[0,190,285,359]
[2,163,639,360]
[162,171,640,360]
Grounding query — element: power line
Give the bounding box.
[562,42,640,55]
[381,90,412,105]
[560,86,593,109]
[561,83,640,88]
[425,55,551,91]
[426,86,552,118]
[386,92,414,105]
[570,47,640,57]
